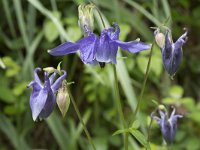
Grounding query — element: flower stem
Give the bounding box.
[132,43,154,121]
[68,89,96,150]
[95,7,106,28]
[146,117,153,150]
[113,65,128,150]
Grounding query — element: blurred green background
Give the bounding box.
[0,0,200,150]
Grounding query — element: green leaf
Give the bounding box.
[12,82,29,96]
[169,85,184,99]
[181,97,195,111]
[44,20,59,42]
[112,128,130,136]
[130,129,149,149]
[2,56,21,77]
[0,86,15,103]
[132,120,140,129]
[162,97,176,105]
[66,26,82,42]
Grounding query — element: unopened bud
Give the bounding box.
[155,32,165,48]
[43,67,56,74]
[56,80,70,117]
[158,104,167,112]
[78,4,95,36]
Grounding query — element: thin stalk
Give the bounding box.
[113,65,128,150]
[95,7,106,28]
[132,43,154,120]
[146,117,153,150]
[68,89,96,150]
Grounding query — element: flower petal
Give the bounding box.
[38,89,56,120]
[174,31,187,48]
[96,31,118,64]
[77,33,99,63]
[33,68,42,86]
[30,85,48,121]
[111,23,120,40]
[162,31,173,58]
[51,70,67,92]
[48,42,80,56]
[49,72,57,85]
[115,40,151,53]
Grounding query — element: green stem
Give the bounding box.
[95,7,106,28]
[146,117,153,150]
[68,89,96,150]
[132,43,154,121]
[113,65,128,150]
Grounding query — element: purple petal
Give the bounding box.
[161,31,175,75]
[49,72,57,85]
[162,31,172,58]
[111,23,120,40]
[30,85,48,121]
[51,70,67,92]
[96,31,118,64]
[48,42,80,56]
[174,31,187,48]
[115,40,151,53]
[34,68,42,86]
[77,33,99,64]
[38,89,56,120]
[169,108,183,126]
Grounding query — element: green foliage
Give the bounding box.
[0,0,200,150]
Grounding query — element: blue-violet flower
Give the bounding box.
[48,23,151,65]
[156,29,187,76]
[27,68,67,121]
[152,107,183,144]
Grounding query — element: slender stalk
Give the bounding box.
[132,43,155,120]
[68,89,96,150]
[113,65,128,150]
[146,117,153,150]
[95,7,106,28]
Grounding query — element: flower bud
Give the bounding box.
[154,30,165,48]
[78,4,95,36]
[43,67,56,74]
[56,80,70,117]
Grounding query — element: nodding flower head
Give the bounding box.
[155,29,188,76]
[27,68,67,121]
[48,23,151,66]
[152,106,183,144]
[78,4,95,36]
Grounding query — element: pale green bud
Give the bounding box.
[158,105,167,112]
[43,67,56,74]
[56,80,70,117]
[155,32,165,48]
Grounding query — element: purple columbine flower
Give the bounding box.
[48,23,151,65]
[152,107,183,144]
[159,30,187,76]
[27,68,67,121]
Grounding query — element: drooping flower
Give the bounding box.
[27,68,67,121]
[78,4,95,36]
[48,23,151,65]
[152,106,183,144]
[155,29,187,76]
